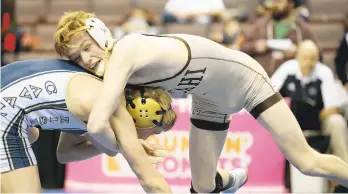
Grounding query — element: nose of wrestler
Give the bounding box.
[80,51,92,66]
[80,51,101,69]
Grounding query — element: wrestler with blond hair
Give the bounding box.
[54,11,348,193]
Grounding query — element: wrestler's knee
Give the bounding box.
[1,165,41,193]
[323,114,347,135]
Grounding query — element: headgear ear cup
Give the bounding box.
[85,18,115,76]
[85,18,113,50]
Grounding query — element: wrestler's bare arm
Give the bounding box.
[87,34,185,148]
[67,73,172,193]
[56,132,164,165]
[56,132,111,164]
[27,127,40,144]
[109,99,172,193]
[86,34,140,149]
[66,74,119,152]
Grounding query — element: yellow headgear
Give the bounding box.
[126,88,169,129]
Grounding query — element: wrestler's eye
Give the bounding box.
[85,44,91,51]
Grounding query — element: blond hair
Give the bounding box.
[54,11,95,56]
[126,88,176,132]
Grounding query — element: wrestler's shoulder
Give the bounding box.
[114,33,171,51]
[117,33,197,43]
[115,33,144,46]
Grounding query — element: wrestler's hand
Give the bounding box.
[139,139,168,164]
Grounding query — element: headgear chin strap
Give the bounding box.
[126,89,167,129]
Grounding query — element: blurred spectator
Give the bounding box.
[335,29,348,90]
[256,0,274,17]
[345,13,348,32]
[14,27,42,52]
[20,31,42,52]
[1,0,16,66]
[257,0,309,21]
[221,6,251,22]
[1,0,42,65]
[338,78,348,122]
[113,8,161,39]
[241,0,319,76]
[208,19,245,50]
[271,40,348,191]
[162,0,225,24]
[291,1,309,21]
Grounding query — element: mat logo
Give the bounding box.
[101,154,134,177]
[101,131,253,179]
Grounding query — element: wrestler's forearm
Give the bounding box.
[118,135,172,193]
[122,144,172,193]
[87,87,122,149]
[314,153,348,188]
[110,105,172,193]
[88,88,122,128]
[87,122,120,152]
[87,80,130,151]
[140,177,172,193]
[87,49,134,132]
[57,141,113,164]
